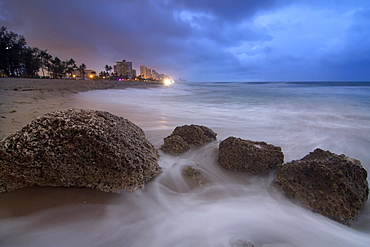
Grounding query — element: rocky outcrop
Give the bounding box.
[160,124,217,155]
[218,136,284,175]
[275,148,369,225]
[0,109,161,193]
[161,135,190,155]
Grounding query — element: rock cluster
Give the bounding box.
[0,109,161,193]
[275,148,369,225]
[218,136,284,175]
[1,114,369,225]
[160,124,217,155]
[217,135,369,225]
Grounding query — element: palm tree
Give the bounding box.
[0,26,27,77]
[78,63,87,80]
[105,65,112,79]
[49,56,63,79]
[22,46,41,77]
[65,58,76,78]
[38,49,51,78]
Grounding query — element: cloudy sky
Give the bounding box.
[1,0,369,82]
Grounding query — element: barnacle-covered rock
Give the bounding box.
[160,135,190,155]
[183,165,203,185]
[275,148,369,225]
[218,136,284,175]
[160,124,217,155]
[0,109,161,193]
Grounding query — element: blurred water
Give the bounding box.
[1,81,370,247]
[75,81,370,163]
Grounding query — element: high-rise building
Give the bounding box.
[114,59,133,79]
[151,69,159,80]
[140,64,152,79]
[140,65,145,78]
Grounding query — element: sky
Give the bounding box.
[0,0,369,82]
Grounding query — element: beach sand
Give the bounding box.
[0,77,163,217]
[0,77,161,140]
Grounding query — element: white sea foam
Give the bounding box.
[1,81,369,246]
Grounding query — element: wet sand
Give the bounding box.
[0,77,161,140]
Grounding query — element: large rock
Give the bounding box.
[0,109,161,193]
[218,136,284,175]
[160,124,217,155]
[275,148,369,225]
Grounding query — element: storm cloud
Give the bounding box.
[1,0,369,81]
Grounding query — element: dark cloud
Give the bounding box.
[165,0,284,21]
[0,0,369,81]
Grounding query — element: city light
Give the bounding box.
[89,74,94,79]
[163,79,174,86]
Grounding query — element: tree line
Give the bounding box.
[0,26,87,79]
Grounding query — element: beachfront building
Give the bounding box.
[140,65,152,79]
[72,69,96,79]
[114,59,133,79]
[151,69,160,80]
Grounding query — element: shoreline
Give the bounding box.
[0,77,162,139]
[0,77,164,217]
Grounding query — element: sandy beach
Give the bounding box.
[0,77,161,140]
[0,77,164,218]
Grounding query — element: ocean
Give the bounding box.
[1,81,370,246]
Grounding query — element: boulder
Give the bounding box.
[0,109,161,193]
[160,124,217,155]
[160,135,190,155]
[275,148,369,225]
[218,136,284,175]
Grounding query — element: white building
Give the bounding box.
[151,69,160,80]
[140,64,152,79]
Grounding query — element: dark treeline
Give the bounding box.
[0,26,87,78]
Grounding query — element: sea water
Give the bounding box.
[1,81,370,247]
